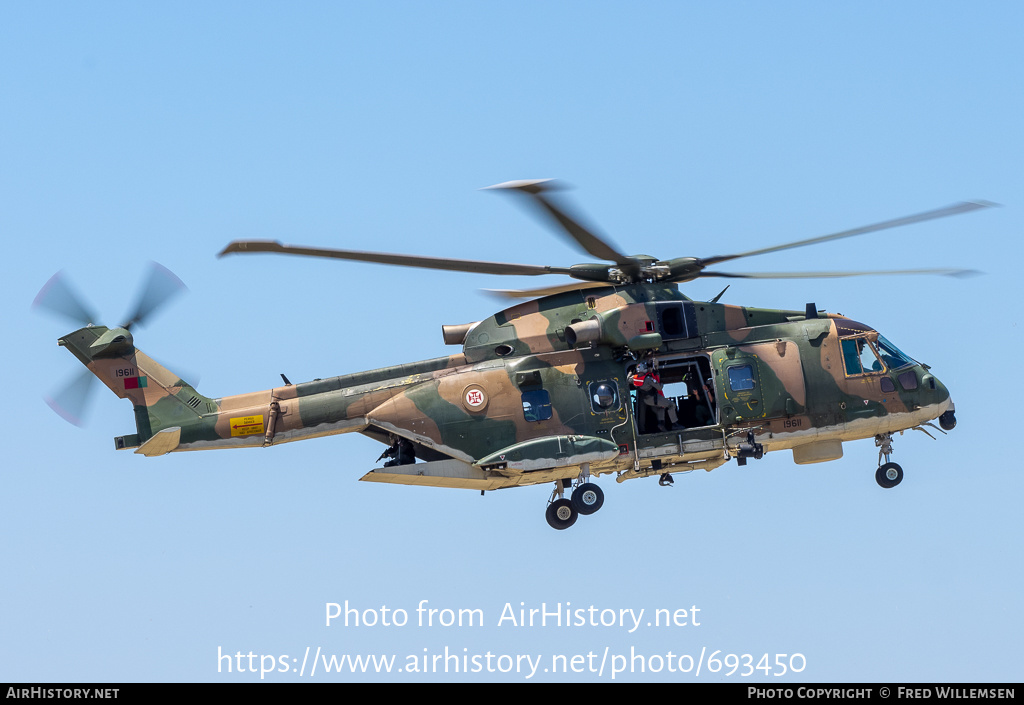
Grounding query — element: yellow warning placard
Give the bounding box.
[230,415,264,437]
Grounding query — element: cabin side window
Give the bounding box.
[727,364,756,391]
[589,381,620,413]
[521,389,553,422]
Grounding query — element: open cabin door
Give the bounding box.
[628,354,718,435]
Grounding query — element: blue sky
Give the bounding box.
[2,2,1022,683]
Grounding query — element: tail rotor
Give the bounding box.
[33,262,188,426]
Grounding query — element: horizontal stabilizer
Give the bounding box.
[134,426,181,457]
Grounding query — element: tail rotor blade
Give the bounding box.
[32,271,98,326]
[123,262,187,329]
[44,368,97,427]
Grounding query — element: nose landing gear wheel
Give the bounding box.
[546,498,578,530]
[875,462,904,489]
[571,482,604,515]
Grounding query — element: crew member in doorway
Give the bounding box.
[378,437,415,467]
[692,377,715,427]
[629,358,678,433]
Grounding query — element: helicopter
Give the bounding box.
[37,180,992,529]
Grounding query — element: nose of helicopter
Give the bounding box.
[924,369,956,431]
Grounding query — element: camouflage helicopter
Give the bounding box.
[38,181,991,529]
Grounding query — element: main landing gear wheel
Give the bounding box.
[875,462,904,489]
[571,482,604,515]
[545,498,578,530]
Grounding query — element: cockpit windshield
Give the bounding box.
[875,335,915,370]
[841,333,916,376]
[835,317,917,376]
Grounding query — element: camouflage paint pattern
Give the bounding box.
[56,282,953,489]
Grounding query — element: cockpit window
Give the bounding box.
[875,335,914,371]
[841,337,884,376]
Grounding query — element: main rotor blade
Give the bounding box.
[32,271,98,326]
[219,240,573,277]
[123,262,187,330]
[701,201,997,267]
[695,267,981,280]
[483,180,634,267]
[483,280,615,300]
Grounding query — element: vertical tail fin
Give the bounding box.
[57,325,212,451]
